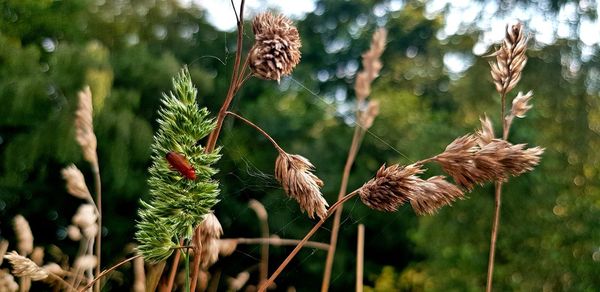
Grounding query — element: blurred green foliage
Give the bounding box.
[0,0,598,291]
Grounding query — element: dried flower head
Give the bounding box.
[249,12,301,81]
[410,176,464,215]
[358,164,424,212]
[436,134,544,188]
[355,28,387,101]
[511,91,534,118]
[74,255,97,270]
[477,115,495,145]
[61,164,92,201]
[489,22,528,95]
[274,152,328,219]
[72,204,98,228]
[4,251,48,281]
[13,215,33,256]
[75,86,98,167]
[196,213,223,269]
[359,100,380,129]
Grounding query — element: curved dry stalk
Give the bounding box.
[92,164,101,292]
[249,200,270,286]
[79,255,141,292]
[258,190,359,292]
[230,238,329,250]
[226,111,285,153]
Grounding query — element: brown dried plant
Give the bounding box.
[4,251,48,281]
[275,152,328,219]
[489,22,528,96]
[12,215,33,257]
[250,12,302,82]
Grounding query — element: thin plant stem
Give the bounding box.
[164,238,183,292]
[321,125,363,292]
[79,255,142,292]
[205,0,246,153]
[92,163,101,292]
[259,190,359,292]
[190,0,248,288]
[226,111,285,153]
[48,272,78,292]
[486,92,510,292]
[231,238,330,250]
[249,200,270,286]
[189,227,202,292]
[185,248,190,292]
[356,224,364,292]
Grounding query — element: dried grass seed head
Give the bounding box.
[199,212,223,239]
[477,115,495,145]
[410,176,464,215]
[359,100,380,129]
[250,12,301,82]
[275,152,328,219]
[72,204,97,228]
[74,255,97,270]
[489,22,528,95]
[355,28,387,101]
[4,251,48,281]
[13,215,33,256]
[358,164,424,212]
[67,225,82,241]
[75,86,98,166]
[61,164,92,201]
[511,90,534,118]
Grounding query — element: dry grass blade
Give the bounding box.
[275,152,328,219]
[511,91,534,118]
[62,165,93,201]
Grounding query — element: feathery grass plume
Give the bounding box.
[497,143,544,176]
[355,28,387,102]
[358,164,424,212]
[135,67,220,263]
[409,176,464,215]
[511,90,534,118]
[249,12,302,81]
[41,263,63,276]
[75,86,98,167]
[275,152,328,219]
[489,22,528,96]
[197,213,223,268]
[72,204,98,239]
[13,215,33,256]
[61,164,93,201]
[0,269,19,292]
[4,251,48,281]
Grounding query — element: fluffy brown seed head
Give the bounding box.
[489,22,528,95]
[4,251,48,281]
[498,144,544,176]
[358,100,380,129]
[13,215,33,256]
[196,213,223,269]
[358,164,424,212]
[275,152,328,219]
[410,176,464,215]
[61,164,92,201]
[511,91,534,118]
[434,134,483,189]
[249,12,301,82]
[355,28,387,102]
[75,86,98,167]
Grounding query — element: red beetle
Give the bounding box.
[165,151,196,180]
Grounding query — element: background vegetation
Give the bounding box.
[0,0,598,290]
